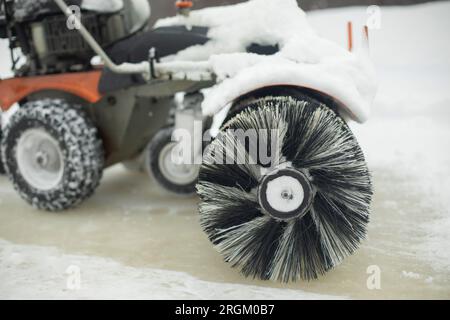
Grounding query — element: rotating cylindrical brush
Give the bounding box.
[197,95,372,282]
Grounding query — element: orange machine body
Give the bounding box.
[0,71,103,111]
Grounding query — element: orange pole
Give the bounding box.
[0,71,102,111]
[176,1,193,9]
[347,21,353,52]
[364,25,370,42]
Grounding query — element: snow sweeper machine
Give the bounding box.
[0,0,377,282]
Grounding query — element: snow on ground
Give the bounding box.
[0,239,343,300]
[1,2,450,299]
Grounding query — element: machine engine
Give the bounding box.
[0,0,150,76]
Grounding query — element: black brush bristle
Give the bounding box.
[197,95,372,282]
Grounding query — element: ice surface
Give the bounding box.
[156,0,377,123]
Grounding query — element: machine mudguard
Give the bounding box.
[0,71,102,111]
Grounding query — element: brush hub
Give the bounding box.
[258,168,314,221]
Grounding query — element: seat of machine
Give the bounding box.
[98,25,210,94]
[107,26,209,64]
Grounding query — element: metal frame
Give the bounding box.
[53,0,215,82]
[2,0,215,167]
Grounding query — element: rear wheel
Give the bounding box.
[1,99,104,211]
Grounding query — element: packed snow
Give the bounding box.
[81,0,124,13]
[0,239,343,300]
[1,1,450,299]
[156,0,377,123]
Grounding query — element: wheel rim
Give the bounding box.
[258,168,314,221]
[158,143,199,186]
[16,128,64,191]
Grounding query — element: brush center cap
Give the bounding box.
[258,168,314,221]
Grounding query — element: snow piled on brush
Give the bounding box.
[0,240,344,300]
[156,0,377,123]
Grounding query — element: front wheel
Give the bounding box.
[145,127,199,195]
[1,99,104,211]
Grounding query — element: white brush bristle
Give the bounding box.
[197,95,372,282]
